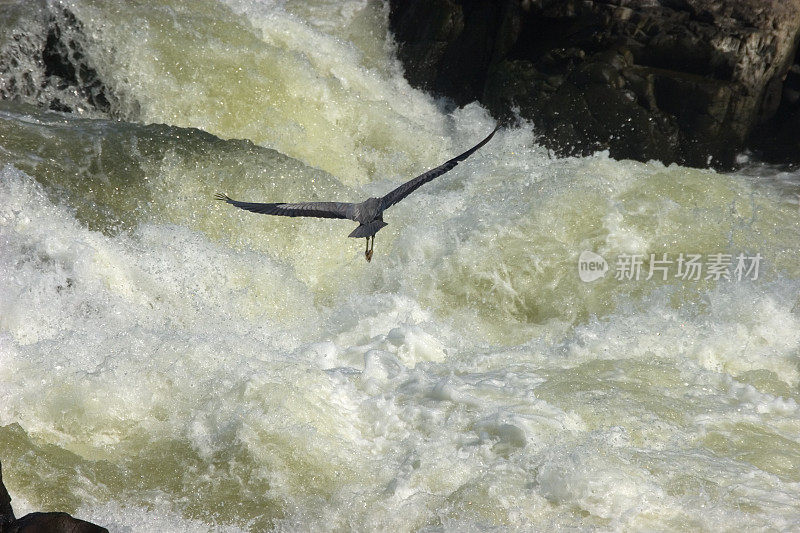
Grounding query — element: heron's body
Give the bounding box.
[216,126,498,261]
[346,197,385,236]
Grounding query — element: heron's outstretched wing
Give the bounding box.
[215,193,355,220]
[380,125,498,210]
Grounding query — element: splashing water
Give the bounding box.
[1,1,799,531]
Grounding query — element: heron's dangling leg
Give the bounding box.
[365,236,375,262]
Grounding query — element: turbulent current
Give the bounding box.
[1,1,799,531]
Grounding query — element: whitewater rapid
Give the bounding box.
[1,1,800,531]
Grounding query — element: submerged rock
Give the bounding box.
[0,460,108,533]
[389,0,800,169]
[0,3,117,116]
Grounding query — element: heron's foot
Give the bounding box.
[364,236,374,262]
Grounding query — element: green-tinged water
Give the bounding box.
[1,1,799,531]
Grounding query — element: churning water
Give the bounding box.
[1,1,799,531]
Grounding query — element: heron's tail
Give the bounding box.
[349,220,388,238]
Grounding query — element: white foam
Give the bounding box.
[1,0,800,530]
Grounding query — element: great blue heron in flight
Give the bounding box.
[216,126,498,261]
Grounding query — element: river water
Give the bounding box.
[1,1,799,531]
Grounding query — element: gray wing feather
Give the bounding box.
[215,193,355,220]
[381,126,498,210]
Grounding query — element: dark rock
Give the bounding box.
[41,8,114,114]
[748,48,800,166]
[389,0,800,169]
[390,0,520,105]
[1,462,16,529]
[0,460,108,533]
[389,0,465,93]
[0,4,117,116]
[9,512,107,533]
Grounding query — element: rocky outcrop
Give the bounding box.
[389,0,800,168]
[0,460,108,533]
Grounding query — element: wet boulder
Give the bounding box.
[389,0,800,168]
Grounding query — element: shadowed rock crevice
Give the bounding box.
[389,0,800,169]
